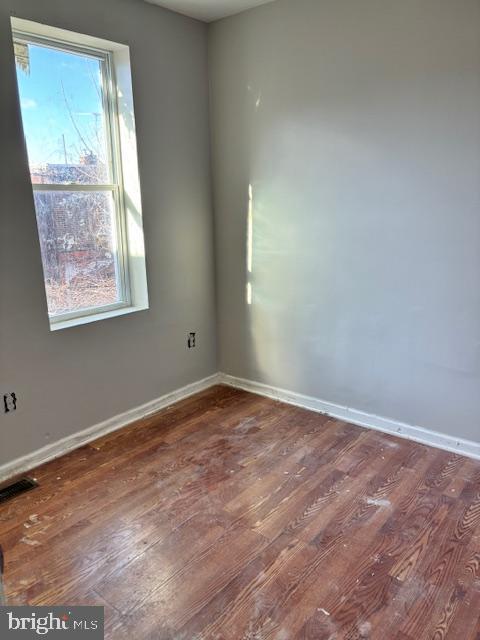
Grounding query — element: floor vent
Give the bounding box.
[0,478,38,504]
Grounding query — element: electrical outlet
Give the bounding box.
[188,332,196,348]
[3,393,17,413]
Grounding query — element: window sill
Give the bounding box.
[50,303,149,331]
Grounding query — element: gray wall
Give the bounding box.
[0,0,217,466]
[209,0,480,440]
[2,0,480,467]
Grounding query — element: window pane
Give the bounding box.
[33,191,123,316]
[15,41,112,184]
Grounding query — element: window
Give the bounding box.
[12,19,148,329]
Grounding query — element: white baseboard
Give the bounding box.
[0,373,221,484]
[2,369,478,484]
[219,373,480,461]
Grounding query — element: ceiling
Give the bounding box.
[145,0,276,22]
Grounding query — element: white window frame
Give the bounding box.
[11,18,149,331]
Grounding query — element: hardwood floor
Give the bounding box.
[1,385,480,639]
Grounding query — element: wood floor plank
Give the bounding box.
[1,385,479,639]
[107,522,269,638]
[95,509,236,614]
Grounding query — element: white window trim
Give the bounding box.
[11,17,149,331]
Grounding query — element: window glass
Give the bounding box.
[14,36,128,321]
[16,41,112,184]
[33,191,120,316]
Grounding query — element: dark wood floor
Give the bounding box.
[1,385,480,639]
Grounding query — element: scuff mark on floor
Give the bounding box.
[23,514,40,528]
[365,497,391,508]
[19,537,41,547]
[358,621,372,637]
